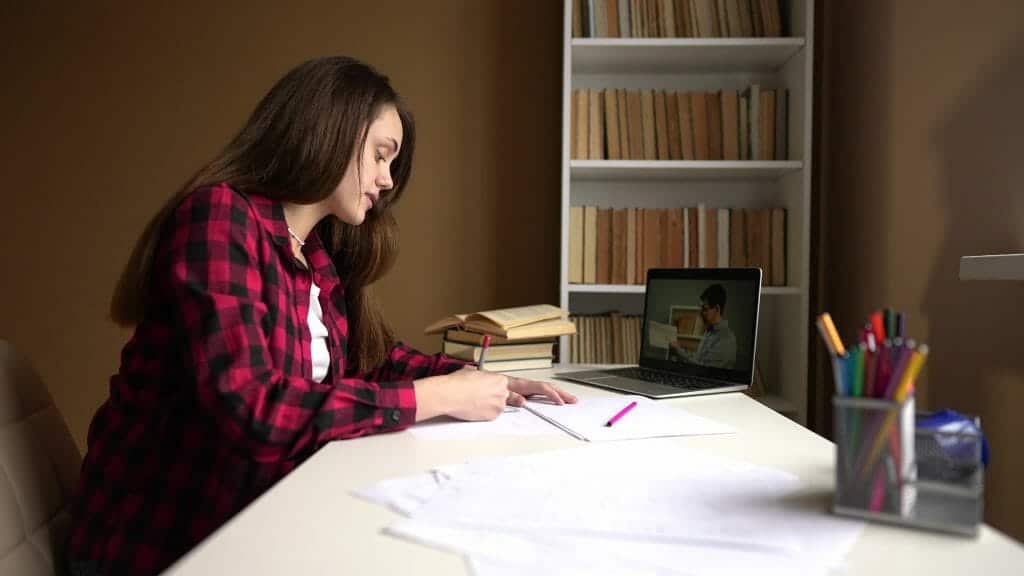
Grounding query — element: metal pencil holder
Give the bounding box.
[832,396,984,536]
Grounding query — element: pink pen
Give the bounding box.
[605,401,637,427]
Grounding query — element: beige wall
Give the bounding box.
[0,1,561,448]
[821,1,1024,539]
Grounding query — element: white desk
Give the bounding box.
[162,368,1023,575]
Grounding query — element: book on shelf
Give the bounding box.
[612,208,628,284]
[569,205,787,286]
[572,0,781,38]
[597,208,612,283]
[568,313,642,364]
[678,92,696,160]
[569,206,584,283]
[604,89,622,160]
[654,90,670,160]
[425,304,577,339]
[588,90,605,160]
[584,206,597,283]
[570,86,787,162]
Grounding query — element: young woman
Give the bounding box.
[66,56,575,576]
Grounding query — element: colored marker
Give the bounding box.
[850,346,865,397]
[818,313,847,357]
[869,310,886,343]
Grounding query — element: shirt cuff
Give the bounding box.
[377,380,417,430]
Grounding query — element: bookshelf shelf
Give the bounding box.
[572,38,806,75]
[568,284,802,295]
[571,160,803,181]
[560,0,814,425]
[958,254,1024,281]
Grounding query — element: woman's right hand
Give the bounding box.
[413,367,509,422]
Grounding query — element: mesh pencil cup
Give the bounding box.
[833,395,917,520]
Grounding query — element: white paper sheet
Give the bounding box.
[523,396,734,442]
[409,441,802,553]
[388,519,836,576]
[355,440,863,574]
[410,408,562,440]
[410,397,732,443]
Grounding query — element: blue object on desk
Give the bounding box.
[916,410,988,482]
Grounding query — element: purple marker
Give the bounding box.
[884,340,915,399]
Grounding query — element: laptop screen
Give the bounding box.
[639,268,761,384]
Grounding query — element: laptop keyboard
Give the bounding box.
[605,367,722,390]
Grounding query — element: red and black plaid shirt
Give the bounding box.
[67,184,465,575]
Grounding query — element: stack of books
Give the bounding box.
[424,305,577,372]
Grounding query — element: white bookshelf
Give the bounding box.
[559,0,815,424]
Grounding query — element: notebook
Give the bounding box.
[557,268,762,399]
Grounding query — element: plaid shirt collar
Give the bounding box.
[245,191,340,293]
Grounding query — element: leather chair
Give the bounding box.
[0,341,81,575]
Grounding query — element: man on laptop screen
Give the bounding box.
[668,284,737,369]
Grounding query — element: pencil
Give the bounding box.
[477,335,491,369]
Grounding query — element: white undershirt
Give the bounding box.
[308,280,330,383]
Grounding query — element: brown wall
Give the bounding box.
[821,1,1024,539]
[0,1,561,448]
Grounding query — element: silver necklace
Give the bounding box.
[287,227,306,247]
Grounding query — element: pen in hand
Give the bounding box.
[605,401,637,427]
[476,335,491,370]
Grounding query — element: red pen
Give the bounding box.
[869,311,886,343]
[477,335,491,369]
[605,401,637,427]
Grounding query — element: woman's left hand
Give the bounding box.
[504,377,578,407]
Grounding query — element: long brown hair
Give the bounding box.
[111,56,416,373]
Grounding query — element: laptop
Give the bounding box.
[556,268,762,399]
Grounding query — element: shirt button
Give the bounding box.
[389,409,401,424]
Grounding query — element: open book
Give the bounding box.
[425,304,576,339]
